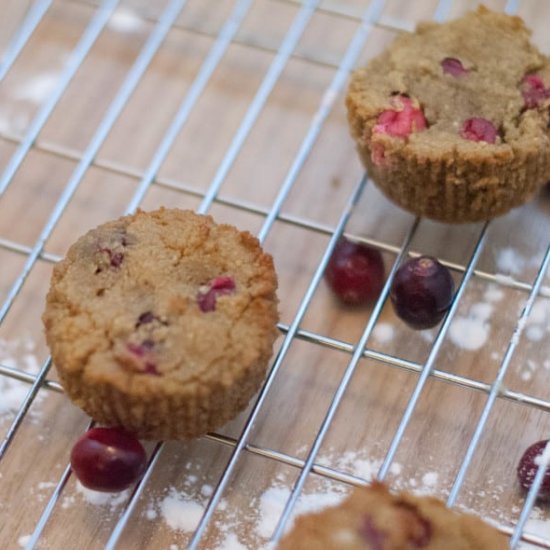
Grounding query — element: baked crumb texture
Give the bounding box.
[346,6,550,223]
[43,208,279,440]
[278,483,507,549]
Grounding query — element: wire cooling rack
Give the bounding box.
[0,0,550,548]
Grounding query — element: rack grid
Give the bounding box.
[0,0,549,548]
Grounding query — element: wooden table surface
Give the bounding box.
[0,0,550,548]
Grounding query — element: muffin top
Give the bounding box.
[43,208,279,396]
[279,483,506,549]
[347,6,550,159]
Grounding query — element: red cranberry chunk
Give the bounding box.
[390,256,454,330]
[521,74,550,109]
[125,341,159,376]
[460,118,497,144]
[358,516,387,550]
[373,96,427,139]
[99,247,124,268]
[325,237,385,306]
[70,427,147,492]
[396,501,433,547]
[441,57,468,77]
[197,276,236,312]
[517,439,550,501]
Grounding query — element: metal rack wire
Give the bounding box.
[0,0,549,548]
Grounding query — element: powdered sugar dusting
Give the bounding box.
[372,322,395,344]
[13,73,59,104]
[108,7,146,33]
[160,489,205,532]
[17,535,30,548]
[0,338,44,421]
[449,302,492,351]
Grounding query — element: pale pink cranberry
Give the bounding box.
[197,276,236,312]
[373,96,427,138]
[127,341,158,375]
[371,96,427,166]
[521,74,550,109]
[441,57,468,77]
[460,117,497,144]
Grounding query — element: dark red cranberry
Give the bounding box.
[99,247,124,268]
[136,311,155,326]
[359,516,387,550]
[197,276,236,312]
[324,237,385,306]
[70,427,147,492]
[521,74,550,109]
[460,118,497,144]
[517,439,550,501]
[390,256,454,330]
[441,57,468,77]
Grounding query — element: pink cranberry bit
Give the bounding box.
[371,95,426,166]
[126,341,159,375]
[460,117,497,144]
[373,96,427,139]
[197,276,236,312]
[521,74,550,109]
[358,516,387,550]
[441,57,468,77]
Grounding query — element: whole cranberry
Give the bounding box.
[390,256,454,330]
[324,237,385,306]
[70,427,147,492]
[517,440,550,501]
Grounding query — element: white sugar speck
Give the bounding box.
[18,535,30,548]
[76,481,129,509]
[484,285,505,303]
[160,490,205,532]
[496,247,526,275]
[13,73,59,104]
[373,322,395,344]
[217,532,247,550]
[256,486,345,539]
[0,339,43,420]
[422,472,439,487]
[449,315,489,351]
[108,7,146,33]
[201,484,213,497]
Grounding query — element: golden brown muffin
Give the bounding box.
[346,6,550,223]
[279,483,506,549]
[43,208,279,440]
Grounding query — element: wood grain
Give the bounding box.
[0,1,550,548]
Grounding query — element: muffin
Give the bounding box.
[346,6,550,223]
[43,208,279,440]
[279,483,506,549]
